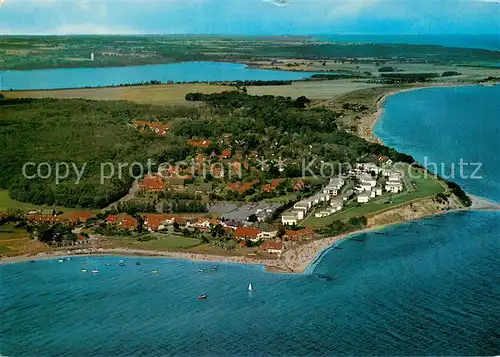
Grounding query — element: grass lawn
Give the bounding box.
[4,83,229,106]
[265,193,298,203]
[0,190,101,215]
[302,166,445,227]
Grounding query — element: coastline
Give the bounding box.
[1,202,498,272]
[2,83,498,274]
[357,83,474,144]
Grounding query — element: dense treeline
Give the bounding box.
[5,36,500,70]
[310,74,353,80]
[182,91,414,166]
[228,80,292,86]
[2,92,416,209]
[0,98,198,208]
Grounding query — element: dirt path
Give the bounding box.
[101,178,139,212]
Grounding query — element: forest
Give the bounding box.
[1,92,415,209]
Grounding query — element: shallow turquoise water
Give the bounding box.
[1,211,499,356]
[374,86,500,202]
[0,61,321,90]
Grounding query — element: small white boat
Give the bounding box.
[91,269,100,274]
[66,257,71,261]
[151,269,159,274]
[57,259,64,263]
[248,283,253,292]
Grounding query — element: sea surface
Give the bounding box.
[375,85,500,203]
[0,61,321,91]
[1,211,499,356]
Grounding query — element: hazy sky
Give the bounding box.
[1,0,499,35]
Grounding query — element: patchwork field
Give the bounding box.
[3,83,230,106]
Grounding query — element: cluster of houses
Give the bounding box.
[353,163,404,203]
[280,158,407,224]
[282,176,347,225]
[131,120,170,136]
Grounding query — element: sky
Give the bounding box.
[1,0,499,35]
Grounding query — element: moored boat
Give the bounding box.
[198,294,208,300]
[81,269,88,272]
[198,269,205,273]
[151,269,159,274]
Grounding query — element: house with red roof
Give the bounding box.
[143,214,176,232]
[107,213,138,231]
[26,214,68,224]
[259,241,284,255]
[220,149,232,159]
[119,215,138,231]
[138,175,167,193]
[285,227,316,241]
[262,179,284,193]
[293,180,305,192]
[233,226,262,242]
[71,212,93,224]
[188,139,212,148]
[132,120,169,136]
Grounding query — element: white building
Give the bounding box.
[385,182,403,193]
[360,183,373,191]
[360,173,377,187]
[292,209,305,220]
[282,213,298,225]
[257,230,278,239]
[330,198,344,212]
[374,186,383,196]
[357,191,371,203]
[357,163,381,174]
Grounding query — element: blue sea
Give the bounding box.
[1,86,500,356]
[374,85,500,203]
[0,61,322,91]
[1,211,499,356]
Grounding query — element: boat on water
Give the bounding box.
[248,283,253,292]
[104,262,111,266]
[81,269,88,272]
[57,259,64,263]
[29,260,35,263]
[210,266,218,271]
[91,269,100,274]
[136,262,141,266]
[151,269,159,274]
[118,260,125,267]
[66,257,71,261]
[198,269,205,273]
[198,294,208,300]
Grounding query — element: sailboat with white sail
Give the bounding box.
[248,283,253,292]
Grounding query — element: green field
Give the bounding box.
[302,167,445,227]
[0,190,100,215]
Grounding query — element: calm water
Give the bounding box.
[0,62,321,91]
[375,85,500,203]
[1,211,499,356]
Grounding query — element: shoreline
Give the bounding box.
[1,203,498,272]
[358,83,476,144]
